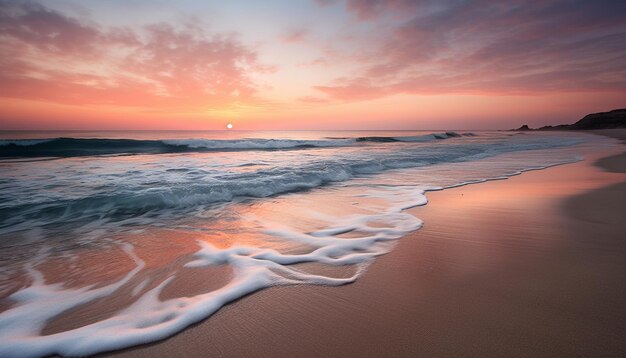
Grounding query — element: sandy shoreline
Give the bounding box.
[105,130,626,357]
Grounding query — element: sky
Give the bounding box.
[0,0,625,130]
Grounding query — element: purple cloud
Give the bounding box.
[281,27,310,43]
[314,0,626,100]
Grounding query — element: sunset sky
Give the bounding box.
[1,0,625,130]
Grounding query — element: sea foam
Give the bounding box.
[0,186,426,357]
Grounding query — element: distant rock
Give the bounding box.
[536,124,570,131]
[512,109,626,131]
[568,109,626,130]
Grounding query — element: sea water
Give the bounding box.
[0,130,613,356]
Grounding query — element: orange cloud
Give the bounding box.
[1,0,625,130]
[0,1,271,110]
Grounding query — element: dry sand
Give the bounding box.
[108,130,626,357]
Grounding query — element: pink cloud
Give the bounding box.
[314,0,340,7]
[281,28,309,43]
[0,1,270,109]
[297,95,333,104]
[313,0,626,101]
[345,0,418,20]
[314,78,389,100]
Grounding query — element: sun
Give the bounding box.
[227,123,233,129]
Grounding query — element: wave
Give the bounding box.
[0,139,52,146]
[356,132,465,143]
[0,132,472,158]
[0,134,583,239]
[0,137,355,158]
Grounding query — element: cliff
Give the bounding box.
[514,109,626,131]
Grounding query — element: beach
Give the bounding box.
[0,130,623,357]
[2,1,626,356]
[109,130,626,357]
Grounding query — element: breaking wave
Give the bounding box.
[0,134,582,238]
[0,132,471,158]
[0,137,353,158]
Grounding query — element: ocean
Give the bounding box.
[0,130,610,356]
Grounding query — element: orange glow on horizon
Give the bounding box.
[1,1,625,130]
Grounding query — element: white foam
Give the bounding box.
[0,187,427,357]
[163,138,354,150]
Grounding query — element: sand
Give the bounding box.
[107,130,626,357]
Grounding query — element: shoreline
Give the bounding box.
[103,130,624,357]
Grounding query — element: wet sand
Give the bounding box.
[110,130,626,357]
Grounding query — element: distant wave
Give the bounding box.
[0,133,581,238]
[0,132,470,158]
[356,131,466,143]
[0,137,354,158]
